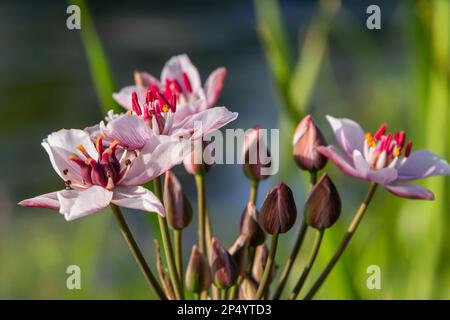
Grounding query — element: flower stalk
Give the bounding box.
[304,183,378,299]
[110,204,166,300]
[255,234,279,299]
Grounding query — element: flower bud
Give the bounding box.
[185,245,212,293]
[183,141,214,175]
[304,173,341,229]
[163,171,192,229]
[239,273,258,300]
[228,235,249,275]
[239,202,266,247]
[292,115,328,171]
[252,243,276,284]
[242,127,271,181]
[210,237,238,289]
[259,182,297,234]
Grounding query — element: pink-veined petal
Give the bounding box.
[136,71,160,88]
[171,107,238,140]
[161,54,202,94]
[59,186,113,221]
[113,85,146,111]
[384,181,435,200]
[123,135,189,186]
[397,150,450,180]
[204,67,227,108]
[112,186,164,216]
[326,115,365,158]
[103,114,152,149]
[318,146,363,178]
[18,191,61,210]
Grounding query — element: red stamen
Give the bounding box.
[146,89,154,103]
[170,95,177,112]
[172,79,182,94]
[96,135,103,157]
[398,131,406,149]
[383,133,392,151]
[131,92,142,116]
[374,123,387,140]
[405,140,412,157]
[157,91,171,109]
[182,72,192,93]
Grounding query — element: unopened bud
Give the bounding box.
[240,202,266,247]
[293,115,328,171]
[259,182,297,234]
[242,127,271,181]
[252,243,276,284]
[228,235,249,275]
[304,173,341,229]
[163,171,192,229]
[185,245,212,293]
[239,273,258,300]
[183,141,214,175]
[210,237,238,289]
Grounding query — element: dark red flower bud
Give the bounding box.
[185,245,212,293]
[242,127,272,181]
[163,171,192,229]
[210,237,238,289]
[292,115,328,171]
[259,182,297,234]
[240,202,266,247]
[304,173,341,229]
[183,141,214,175]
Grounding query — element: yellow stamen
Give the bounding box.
[393,147,400,157]
[365,133,376,148]
[161,105,169,113]
[134,70,142,87]
[77,145,91,158]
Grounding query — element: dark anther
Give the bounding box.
[63,169,69,175]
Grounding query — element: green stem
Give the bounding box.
[193,292,200,300]
[194,174,206,255]
[249,179,259,204]
[272,170,316,299]
[173,229,183,293]
[153,178,184,300]
[289,228,324,300]
[304,183,378,300]
[110,204,166,300]
[228,275,242,300]
[256,234,279,299]
[220,288,228,300]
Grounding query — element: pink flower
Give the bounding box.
[112,54,236,138]
[18,127,186,221]
[318,116,450,200]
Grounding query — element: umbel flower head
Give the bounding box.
[112,54,237,140]
[318,116,450,200]
[304,173,341,229]
[18,128,185,221]
[293,115,328,172]
[242,126,272,181]
[259,182,297,234]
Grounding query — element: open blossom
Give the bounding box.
[112,54,237,139]
[318,116,450,200]
[18,128,185,221]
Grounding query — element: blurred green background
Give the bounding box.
[1,0,448,299]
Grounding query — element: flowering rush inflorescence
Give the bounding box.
[19,54,450,300]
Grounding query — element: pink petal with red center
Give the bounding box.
[203,67,227,108]
[161,54,202,95]
[326,115,365,158]
[103,114,152,149]
[112,186,164,216]
[384,181,435,200]
[397,150,450,180]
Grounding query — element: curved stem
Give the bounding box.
[289,228,324,300]
[272,170,316,300]
[304,183,378,300]
[249,179,259,204]
[110,204,166,300]
[153,178,184,300]
[173,229,183,293]
[256,234,279,299]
